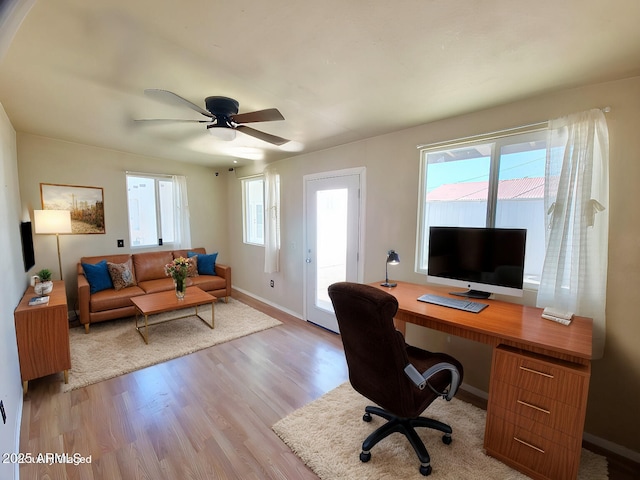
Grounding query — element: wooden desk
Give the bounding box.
[374,281,593,480]
[14,281,71,394]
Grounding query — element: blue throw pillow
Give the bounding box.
[188,251,218,275]
[82,260,114,294]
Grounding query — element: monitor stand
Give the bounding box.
[450,289,491,299]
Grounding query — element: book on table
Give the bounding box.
[28,296,49,306]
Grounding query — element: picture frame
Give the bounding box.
[40,183,105,234]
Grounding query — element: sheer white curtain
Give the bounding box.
[264,168,281,273]
[537,109,609,358]
[172,175,192,249]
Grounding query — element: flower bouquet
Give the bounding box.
[165,257,189,299]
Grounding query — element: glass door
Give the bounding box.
[304,172,362,332]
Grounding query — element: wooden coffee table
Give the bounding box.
[131,286,216,344]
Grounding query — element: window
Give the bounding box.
[243,177,265,245]
[126,173,188,247]
[416,130,547,284]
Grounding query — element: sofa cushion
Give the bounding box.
[81,254,133,265]
[107,260,137,290]
[132,251,174,283]
[82,260,113,294]
[187,275,226,293]
[173,247,205,259]
[89,285,145,312]
[137,278,176,294]
[189,251,217,275]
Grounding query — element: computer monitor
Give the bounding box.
[427,226,527,299]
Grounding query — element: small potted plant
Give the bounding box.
[34,268,54,296]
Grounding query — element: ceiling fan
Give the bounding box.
[136,89,290,146]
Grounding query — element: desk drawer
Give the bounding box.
[485,412,579,480]
[490,380,582,439]
[493,346,588,408]
[489,403,581,451]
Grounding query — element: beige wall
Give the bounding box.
[228,76,640,455]
[17,134,230,308]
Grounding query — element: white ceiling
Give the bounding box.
[2,0,640,168]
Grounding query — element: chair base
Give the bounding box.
[360,405,453,476]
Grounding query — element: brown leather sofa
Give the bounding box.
[77,248,231,333]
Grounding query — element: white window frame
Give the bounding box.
[415,129,548,287]
[126,173,178,248]
[242,176,265,246]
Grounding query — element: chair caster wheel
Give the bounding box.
[360,451,371,463]
[363,412,372,422]
[442,434,452,445]
[419,464,432,476]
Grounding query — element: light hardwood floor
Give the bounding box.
[19,293,638,479]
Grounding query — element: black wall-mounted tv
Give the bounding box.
[20,221,35,272]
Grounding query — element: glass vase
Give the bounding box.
[174,277,186,299]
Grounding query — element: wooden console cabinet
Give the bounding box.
[485,345,591,480]
[14,280,71,393]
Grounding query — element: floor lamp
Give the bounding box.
[34,210,72,281]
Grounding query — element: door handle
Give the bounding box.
[305,258,312,263]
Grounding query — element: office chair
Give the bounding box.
[328,282,464,476]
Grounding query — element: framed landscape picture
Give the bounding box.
[40,183,105,234]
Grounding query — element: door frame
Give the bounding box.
[302,167,366,326]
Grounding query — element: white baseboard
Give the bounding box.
[459,383,489,400]
[232,286,304,321]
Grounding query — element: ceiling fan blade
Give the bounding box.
[236,125,290,146]
[134,118,211,124]
[232,108,284,124]
[144,89,213,118]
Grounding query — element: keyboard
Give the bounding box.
[417,294,488,313]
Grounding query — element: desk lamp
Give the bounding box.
[34,210,72,281]
[381,249,400,288]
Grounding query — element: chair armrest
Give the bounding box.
[404,362,461,401]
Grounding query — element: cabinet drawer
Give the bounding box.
[485,412,579,480]
[493,346,588,408]
[490,380,582,438]
[489,403,582,451]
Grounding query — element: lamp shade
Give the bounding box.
[386,250,400,265]
[34,210,72,234]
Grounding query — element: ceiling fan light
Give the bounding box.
[208,127,236,141]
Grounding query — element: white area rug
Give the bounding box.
[273,382,608,480]
[65,298,281,391]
